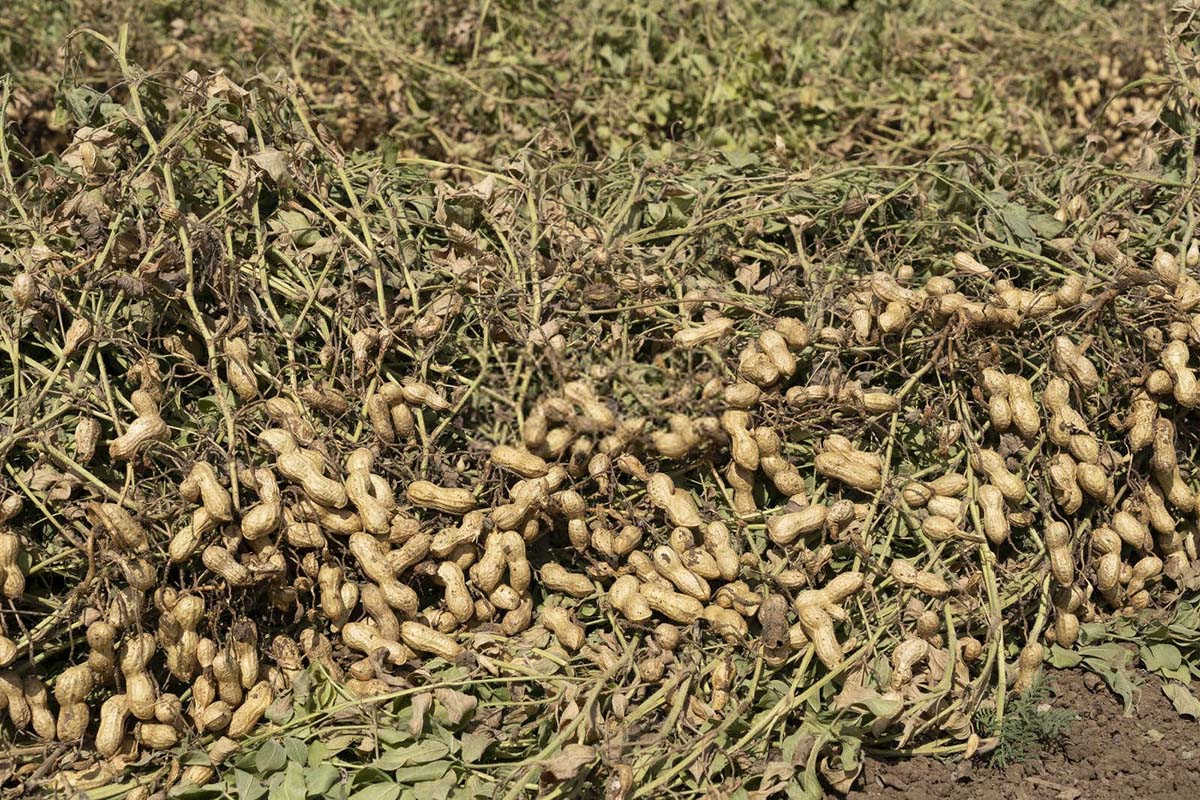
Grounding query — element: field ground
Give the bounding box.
[2,1,1200,799]
[851,666,1200,800]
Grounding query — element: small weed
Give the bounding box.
[978,681,1077,768]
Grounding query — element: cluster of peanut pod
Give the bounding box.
[4,237,1200,785]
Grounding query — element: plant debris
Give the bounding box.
[1,4,1200,799]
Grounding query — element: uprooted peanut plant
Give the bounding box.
[3,5,1200,799]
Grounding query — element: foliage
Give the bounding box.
[1,2,1199,799]
[977,680,1077,768]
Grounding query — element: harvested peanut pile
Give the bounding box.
[2,19,1200,798]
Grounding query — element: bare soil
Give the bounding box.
[850,669,1200,800]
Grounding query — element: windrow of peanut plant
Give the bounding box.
[1,20,1200,799]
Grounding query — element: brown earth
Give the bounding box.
[850,670,1200,800]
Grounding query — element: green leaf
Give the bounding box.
[1080,643,1133,666]
[349,782,401,800]
[180,748,213,766]
[405,772,456,800]
[235,770,267,800]
[326,733,364,754]
[1163,664,1193,683]
[856,694,904,720]
[1078,622,1107,644]
[293,670,313,708]
[1048,645,1083,668]
[1028,213,1065,239]
[786,777,819,800]
[645,201,669,225]
[195,396,221,415]
[255,739,288,775]
[1082,657,1137,713]
[306,764,340,796]
[378,727,411,747]
[372,740,450,771]
[284,737,308,765]
[393,761,450,784]
[432,724,459,756]
[780,727,807,763]
[462,775,490,799]
[460,732,493,764]
[308,740,330,769]
[1162,682,1200,719]
[999,203,1037,248]
[351,768,391,787]
[1141,643,1182,674]
[722,149,759,169]
[325,779,351,800]
[61,87,101,123]
[279,762,307,800]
